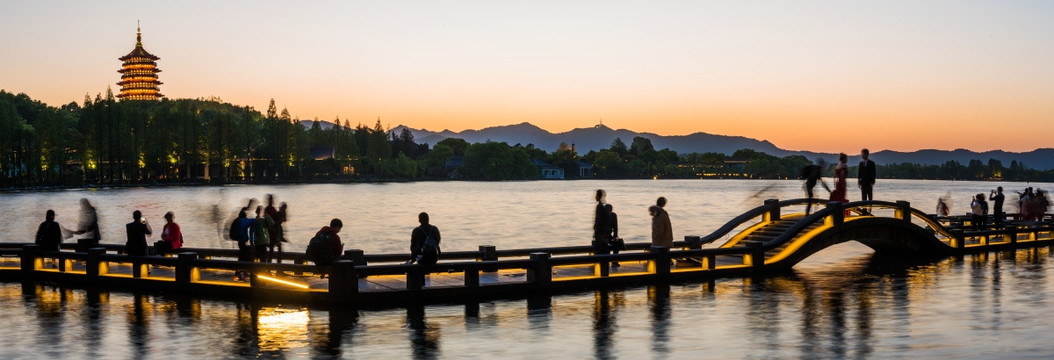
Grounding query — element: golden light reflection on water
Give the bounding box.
[256,307,311,351]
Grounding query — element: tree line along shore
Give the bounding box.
[2,89,1052,188]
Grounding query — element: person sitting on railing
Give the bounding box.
[307,218,344,278]
[35,209,62,252]
[158,211,183,255]
[125,210,152,256]
[408,212,441,265]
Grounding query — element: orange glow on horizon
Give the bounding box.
[3,2,1053,153]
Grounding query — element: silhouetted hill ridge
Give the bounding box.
[307,121,1054,170]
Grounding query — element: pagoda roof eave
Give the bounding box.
[119,46,160,61]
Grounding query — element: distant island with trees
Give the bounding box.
[2,89,1052,188]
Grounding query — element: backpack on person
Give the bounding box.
[228,218,241,241]
[306,232,335,265]
[418,226,440,265]
[800,164,818,179]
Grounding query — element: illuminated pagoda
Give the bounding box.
[117,23,163,101]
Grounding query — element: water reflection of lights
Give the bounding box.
[257,307,311,351]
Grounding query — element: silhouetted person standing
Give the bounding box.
[970,194,988,231]
[35,210,63,251]
[990,186,1005,227]
[125,210,152,256]
[650,204,673,248]
[593,189,611,255]
[858,148,876,214]
[651,197,674,247]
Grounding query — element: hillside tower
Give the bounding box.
[117,22,164,101]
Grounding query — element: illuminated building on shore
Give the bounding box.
[117,23,163,101]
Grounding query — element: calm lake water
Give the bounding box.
[3,179,1054,359]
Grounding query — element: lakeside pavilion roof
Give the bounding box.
[117,23,163,100]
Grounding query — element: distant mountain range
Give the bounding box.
[301,120,1054,170]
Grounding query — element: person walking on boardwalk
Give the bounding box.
[593,189,612,256]
[74,198,101,246]
[125,210,152,256]
[265,195,288,263]
[970,193,988,230]
[35,210,63,252]
[253,205,273,263]
[801,159,830,215]
[651,197,673,248]
[858,148,877,214]
[408,212,441,265]
[230,207,255,281]
[990,187,1005,227]
[159,211,183,254]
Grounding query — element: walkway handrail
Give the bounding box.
[698,198,826,244]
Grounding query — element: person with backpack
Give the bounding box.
[252,206,273,263]
[230,207,255,281]
[306,218,344,278]
[801,159,831,215]
[407,212,441,265]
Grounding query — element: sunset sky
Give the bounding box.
[2,1,1053,153]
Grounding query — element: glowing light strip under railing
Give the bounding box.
[256,274,309,289]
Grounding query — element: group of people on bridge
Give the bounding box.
[801,148,877,215]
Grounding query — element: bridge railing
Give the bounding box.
[700,198,828,246]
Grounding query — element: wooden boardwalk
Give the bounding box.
[3,198,1053,309]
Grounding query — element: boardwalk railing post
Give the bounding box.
[407,266,426,290]
[648,246,671,280]
[826,202,844,226]
[132,257,147,278]
[951,229,965,249]
[746,241,765,273]
[596,257,610,277]
[21,245,40,277]
[684,236,702,250]
[527,252,552,288]
[479,245,498,272]
[527,252,552,309]
[86,247,107,278]
[176,252,199,286]
[465,266,480,287]
[764,199,780,222]
[895,201,911,221]
[329,260,356,304]
[344,249,366,266]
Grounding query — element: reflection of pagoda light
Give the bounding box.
[257,274,310,289]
